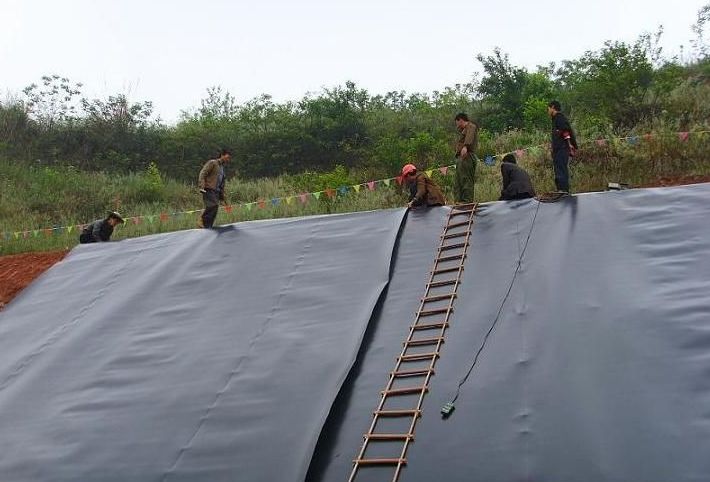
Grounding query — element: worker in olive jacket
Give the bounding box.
[402,164,446,208]
[198,149,232,228]
[499,153,536,201]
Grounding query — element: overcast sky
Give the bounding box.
[1,0,706,122]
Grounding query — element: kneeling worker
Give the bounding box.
[499,154,535,201]
[402,164,446,208]
[79,211,125,243]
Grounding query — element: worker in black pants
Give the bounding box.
[547,100,578,193]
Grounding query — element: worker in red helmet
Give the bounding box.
[402,164,446,208]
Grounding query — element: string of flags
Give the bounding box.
[2,130,707,242]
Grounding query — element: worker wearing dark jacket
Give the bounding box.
[499,154,535,201]
[548,100,578,193]
[402,164,446,208]
[79,211,124,243]
[454,113,479,203]
[198,149,231,228]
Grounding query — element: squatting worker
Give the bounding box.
[198,149,232,229]
[547,100,578,193]
[79,211,125,243]
[402,164,446,208]
[499,153,535,201]
[454,113,479,203]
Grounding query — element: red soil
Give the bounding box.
[0,250,68,310]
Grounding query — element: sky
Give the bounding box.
[0,0,706,123]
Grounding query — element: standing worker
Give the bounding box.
[547,101,578,193]
[79,211,125,243]
[454,113,479,203]
[402,164,446,208]
[198,149,232,229]
[499,154,535,201]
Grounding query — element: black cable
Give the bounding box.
[442,200,542,417]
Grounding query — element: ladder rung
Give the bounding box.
[417,307,450,317]
[354,458,407,466]
[449,210,472,217]
[365,432,414,441]
[432,266,462,275]
[440,242,467,251]
[422,293,456,303]
[382,386,429,396]
[405,337,444,347]
[429,279,457,288]
[375,409,421,417]
[445,221,470,229]
[412,322,449,331]
[400,351,439,361]
[437,254,466,263]
[452,202,477,210]
[442,231,467,240]
[391,368,433,378]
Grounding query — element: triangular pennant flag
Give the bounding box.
[66,225,74,233]
[225,204,233,213]
[23,231,29,239]
[299,193,308,204]
[271,198,280,206]
[43,228,53,237]
[515,149,525,159]
[383,179,391,187]
[425,169,433,178]
[596,139,607,146]
[286,196,294,205]
[678,131,689,142]
[245,203,253,211]
[2,232,8,241]
[13,232,20,239]
[258,200,266,209]
[627,136,639,145]
[133,216,141,225]
[32,230,39,237]
[338,186,348,195]
[439,166,449,175]
[643,133,653,141]
[395,175,403,185]
[159,212,169,222]
[367,181,376,191]
[484,155,495,166]
[325,188,336,199]
[313,191,322,200]
[353,184,361,193]
[147,215,155,224]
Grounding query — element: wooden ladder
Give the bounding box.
[347,203,478,482]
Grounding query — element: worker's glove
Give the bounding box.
[199,188,207,194]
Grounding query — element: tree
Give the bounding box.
[22,74,83,129]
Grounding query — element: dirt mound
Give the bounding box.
[0,250,68,310]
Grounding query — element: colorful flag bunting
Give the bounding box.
[313,192,322,200]
[353,184,361,193]
[678,132,689,142]
[383,179,391,187]
[484,155,495,166]
[367,181,376,191]
[439,166,449,175]
[299,193,308,204]
[286,196,294,205]
[425,169,433,178]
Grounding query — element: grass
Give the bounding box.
[1,126,708,255]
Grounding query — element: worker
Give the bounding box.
[402,164,446,208]
[79,211,125,243]
[198,148,232,228]
[547,100,578,193]
[454,113,479,203]
[499,153,536,201]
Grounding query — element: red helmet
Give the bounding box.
[401,164,417,177]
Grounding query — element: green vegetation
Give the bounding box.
[1,5,709,254]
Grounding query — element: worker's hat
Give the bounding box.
[401,164,417,177]
[107,211,125,223]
